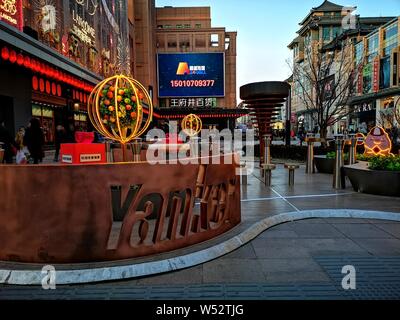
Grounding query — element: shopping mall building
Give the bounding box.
[287,0,398,135]
[0,0,241,147]
[350,17,400,131]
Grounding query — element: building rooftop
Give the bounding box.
[299,0,356,26]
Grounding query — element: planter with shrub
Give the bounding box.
[344,155,400,197]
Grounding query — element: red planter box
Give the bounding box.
[60,143,106,164]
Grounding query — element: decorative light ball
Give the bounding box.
[181,114,202,137]
[87,75,153,144]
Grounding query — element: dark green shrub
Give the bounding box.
[368,155,400,171]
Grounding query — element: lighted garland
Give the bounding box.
[87,75,153,144]
[181,114,202,137]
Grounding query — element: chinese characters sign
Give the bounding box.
[372,57,380,93]
[169,97,217,108]
[0,0,23,31]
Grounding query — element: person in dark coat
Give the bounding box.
[54,125,67,162]
[24,118,45,164]
[0,121,17,163]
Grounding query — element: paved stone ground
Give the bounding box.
[1,162,400,299]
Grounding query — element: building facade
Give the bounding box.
[0,0,130,144]
[287,0,395,137]
[350,17,400,133]
[152,6,239,130]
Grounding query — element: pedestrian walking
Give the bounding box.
[54,125,67,162]
[24,118,45,164]
[0,121,17,164]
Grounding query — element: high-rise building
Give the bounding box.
[129,4,243,130]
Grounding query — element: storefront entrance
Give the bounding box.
[0,95,15,135]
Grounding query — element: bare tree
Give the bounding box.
[289,37,363,144]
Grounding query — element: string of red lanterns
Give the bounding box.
[1,46,95,93]
[156,113,247,119]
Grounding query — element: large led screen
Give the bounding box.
[157,53,225,98]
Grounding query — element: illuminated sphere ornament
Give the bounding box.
[181,114,202,137]
[88,75,153,144]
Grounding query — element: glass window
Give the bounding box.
[383,23,398,56]
[323,26,331,41]
[333,26,342,38]
[380,56,391,89]
[210,34,219,47]
[355,42,364,65]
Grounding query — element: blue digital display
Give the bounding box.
[157,53,225,98]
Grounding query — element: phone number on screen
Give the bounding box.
[170,80,215,88]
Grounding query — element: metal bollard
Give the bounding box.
[262,164,276,187]
[333,135,345,189]
[105,141,114,163]
[261,134,272,178]
[241,162,248,186]
[305,134,315,174]
[131,138,142,162]
[348,134,357,165]
[289,170,295,186]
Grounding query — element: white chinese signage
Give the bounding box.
[169,98,217,108]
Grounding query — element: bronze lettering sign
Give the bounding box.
[0,156,240,263]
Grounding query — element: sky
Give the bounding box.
[156,0,400,100]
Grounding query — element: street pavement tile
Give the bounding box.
[257,258,325,274]
[374,224,400,238]
[263,271,332,284]
[326,218,371,224]
[368,219,400,224]
[352,239,400,256]
[202,259,266,283]
[331,224,394,239]
[135,265,203,285]
[257,230,299,239]
[251,238,312,259]
[290,222,346,238]
[293,238,369,256]
[291,218,328,224]
[220,243,257,259]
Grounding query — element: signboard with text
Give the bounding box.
[372,57,380,93]
[158,53,225,98]
[0,0,23,31]
[169,97,217,108]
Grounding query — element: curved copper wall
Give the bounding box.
[0,156,240,263]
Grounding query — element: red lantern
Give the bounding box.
[57,84,62,97]
[17,53,24,65]
[1,47,9,60]
[39,78,45,92]
[51,82,57,95]
[30,59,36,71]
[32,76,39,91]
[9,50,17,63]
[45,80,51,94]
[23,56,31,68]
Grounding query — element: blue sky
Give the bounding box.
[156,0,400,97]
